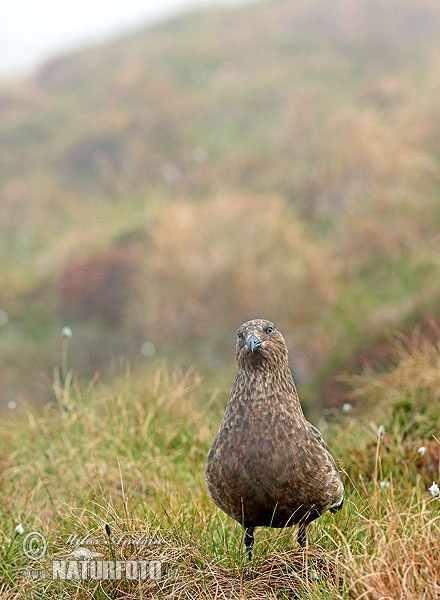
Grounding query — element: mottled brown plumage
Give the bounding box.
[205,319,343,560]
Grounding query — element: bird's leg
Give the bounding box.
[297,523,307,547]
[244,527,255,561]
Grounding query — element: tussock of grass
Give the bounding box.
[1,344,440,598]
[346,332,440,438]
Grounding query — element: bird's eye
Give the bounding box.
[265,325,274,335]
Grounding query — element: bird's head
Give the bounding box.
[236,319,288,370]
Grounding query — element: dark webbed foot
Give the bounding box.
[297,524,307,547]
[244,527,255,561]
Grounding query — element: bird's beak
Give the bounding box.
[247,334,263,353]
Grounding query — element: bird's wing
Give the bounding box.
[307,422,344,510]
[307,423,330,451]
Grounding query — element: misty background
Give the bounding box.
[1,0,440,416]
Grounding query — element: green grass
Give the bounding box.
[1,340,439,598]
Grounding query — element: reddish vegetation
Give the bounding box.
[416,440,440,483]
[59,245,140,325]
[344,435,440,488]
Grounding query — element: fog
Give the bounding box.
[0,0,249,79]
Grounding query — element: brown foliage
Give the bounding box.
[59,245,140,325]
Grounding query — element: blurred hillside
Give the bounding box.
[1,0,440,411]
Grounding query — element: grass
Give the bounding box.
[1,337,439,598]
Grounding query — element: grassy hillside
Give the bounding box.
[1,0,440,397]
[1,0,440,411]
[0,335,439,598]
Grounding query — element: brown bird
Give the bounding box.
[205,318,343,560]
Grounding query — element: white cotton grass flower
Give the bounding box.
[429,482,440,498]
[378,424,386,437]
[379,480,390,490]
[140,341,156,358]
[342,403,352,415]
[61,326,72,339]
[15,524,24,535]
[417,446,426,457]
[7,400,17,410]
[161,162,182,186]
[192,146,209,163]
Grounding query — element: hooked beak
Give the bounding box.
[247,334,263,353]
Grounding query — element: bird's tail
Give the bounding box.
[329,498,344,513]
